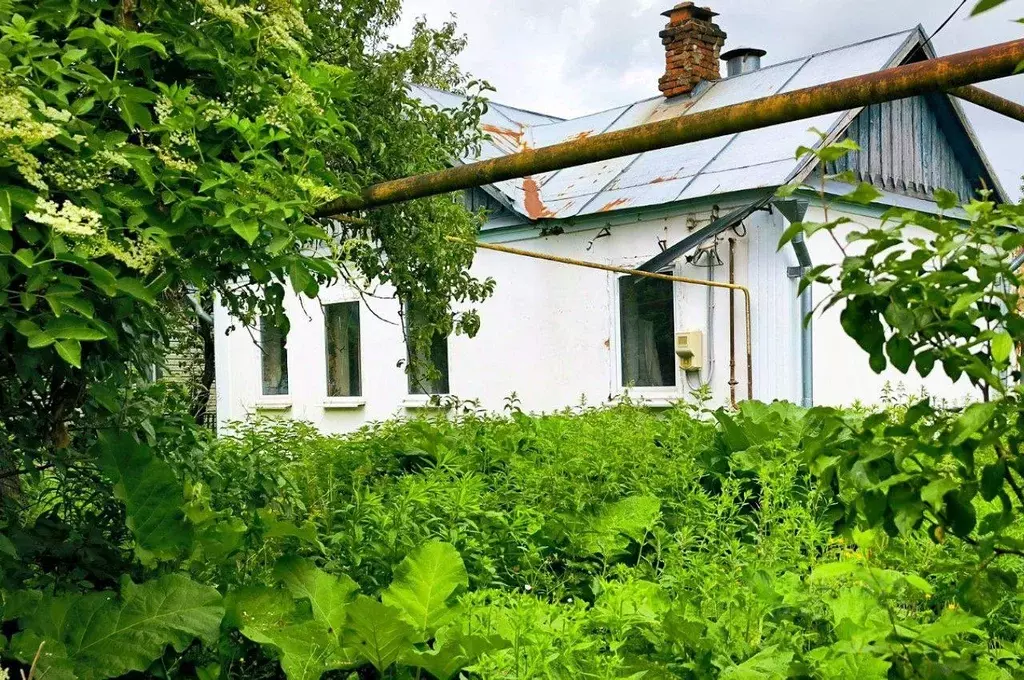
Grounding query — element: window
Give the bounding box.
[260,316,289,396]
[324,302,361,397]
[406,305,450,395]
[619,276,676,387]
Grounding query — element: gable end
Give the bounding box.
[827,94,995,202]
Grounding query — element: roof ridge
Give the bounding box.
[407,82,565,124]
[528,27,923,127]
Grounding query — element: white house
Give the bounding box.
[214,4,1007,433]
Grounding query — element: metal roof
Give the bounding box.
[408,26,1001,223]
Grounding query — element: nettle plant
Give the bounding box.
[779,134,1024,662]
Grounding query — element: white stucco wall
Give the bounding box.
[214,198,981,433]
[215,201,767,433]
[801,203,979,407]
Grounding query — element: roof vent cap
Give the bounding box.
[721,47,766,76]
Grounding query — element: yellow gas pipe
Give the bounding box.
[448,237,753,406]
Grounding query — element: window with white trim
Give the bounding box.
[619,275,676,388]
[260,316,289,396]
[324,301,361,398]
[406,305,450,395]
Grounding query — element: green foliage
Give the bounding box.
[6,391,1024,677]
[382,540,469,638]
[0,0,492,676]
[774,127,1024,677]
[6,574,223,679]
[0,0,489,556]
[97,431,192,566]
[2,1,1023,677]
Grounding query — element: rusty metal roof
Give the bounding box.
[409,26,992,222]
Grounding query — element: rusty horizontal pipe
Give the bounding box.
[949,84,1024,123]
[316,38,1024,217]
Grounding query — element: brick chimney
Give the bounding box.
[658,3,727,98]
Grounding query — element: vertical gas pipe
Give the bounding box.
[728,238,738,406]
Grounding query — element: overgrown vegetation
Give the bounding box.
[7,397,1024,678]
[4,0,1024,678]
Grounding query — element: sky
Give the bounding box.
[392,0,1024,200]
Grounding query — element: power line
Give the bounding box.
[928,0,969,46]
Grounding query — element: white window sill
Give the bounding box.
[609,390,683,409]
[255,397,292,411]
[322,396,366,410]
[402,395,450,410]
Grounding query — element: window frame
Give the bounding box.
[259,315,290,398]
[323,300,363,399]
[404,303,451,397]
[612,268,680,396]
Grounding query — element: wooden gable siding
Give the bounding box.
[462,187,514,217]
[828,94,982,202]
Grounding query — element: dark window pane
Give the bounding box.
[325,302,361,397]
[406,305,450,395]
[619,276,676,387]
[261,316,289,396]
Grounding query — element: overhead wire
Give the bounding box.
[928,0,969,47]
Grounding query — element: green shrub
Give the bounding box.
[172,400,1021,679]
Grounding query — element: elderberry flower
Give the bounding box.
[26,198,102,237]
[198,0,250,28]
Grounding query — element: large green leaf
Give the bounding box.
[226,585,361,679]
[345,595,414,672]
[96,432,192,565]
[224,586,298,646]
[9,574,223,680]
[0,190,11,231]
[273,556,359,634]
[582,495,662,556]
[403,626,510,680]
[381,541,468,637]
[951,401,1000,445]
[719,645,794,680]
[273,620,353,680]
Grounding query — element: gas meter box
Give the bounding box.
[675,331,703,372]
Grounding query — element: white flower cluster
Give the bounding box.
[297,177,339,204]
[8,145,45,190]
[153,144,197,173]
[26,198,103,237]
[201,98,231,123]
[106,236,161,273]
[155,96,195,147]
[259,0,311,54]
[46,149,132,192]
[264,104,288,131]
[0,91,62,146]
[198,0,250,29]
[1,87,63,190]
[155,95,173,124]
[287,74,321,113]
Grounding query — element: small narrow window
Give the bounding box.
[406,305,450,395]
[619,276,676,387]
[324,302,361,397]
[260,316,289,396]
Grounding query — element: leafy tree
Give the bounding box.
[779,134,1024,674]
[0,0,491,674]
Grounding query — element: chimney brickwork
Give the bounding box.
[658,3,727,98]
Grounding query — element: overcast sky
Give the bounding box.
[392,0,1024,200]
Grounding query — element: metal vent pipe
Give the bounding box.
[721,47,766,76]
